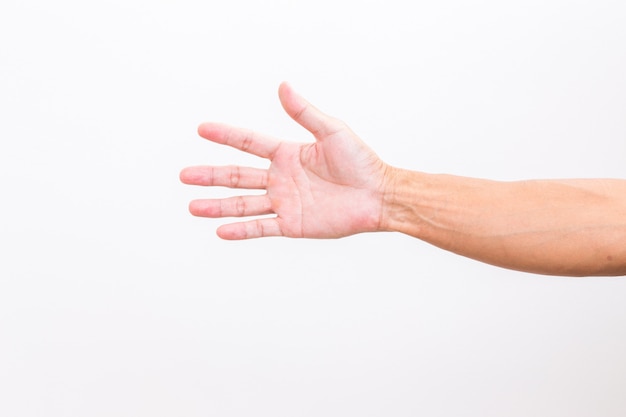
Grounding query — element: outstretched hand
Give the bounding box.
[180,82,390,239]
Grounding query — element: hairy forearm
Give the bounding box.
[381,168,626,276]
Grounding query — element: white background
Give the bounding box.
[1,0,626,416]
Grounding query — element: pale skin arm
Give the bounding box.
[180,82,626,277]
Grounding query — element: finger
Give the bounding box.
[278,81,345,139]
[189,195,273,218]
[197,123,281,159]
[216,218,283,240]
[180,166,268,189]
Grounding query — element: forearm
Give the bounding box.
[381,168,626,276]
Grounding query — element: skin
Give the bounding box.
[180,82,626,277]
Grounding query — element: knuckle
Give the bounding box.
[223,128,232,146]
[293,104,307,122]
[229,166,241,188]
[256,220,265,237]
[241,133,253,152]
[235,196,246,216]
[208,167,216,184]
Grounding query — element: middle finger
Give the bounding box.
[180,165,268,189]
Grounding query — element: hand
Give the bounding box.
[180,82,390,239]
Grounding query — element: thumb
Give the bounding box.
[278,82,345,139]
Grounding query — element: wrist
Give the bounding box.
[380,166,429,237]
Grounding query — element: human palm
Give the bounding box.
[180,82,388,239]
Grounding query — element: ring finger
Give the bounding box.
[189,195,273,218]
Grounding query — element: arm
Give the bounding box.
[382,170,626,276]
[180,82,626,277]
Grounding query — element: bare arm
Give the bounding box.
[382,170,626,276]
[181,82,626,276]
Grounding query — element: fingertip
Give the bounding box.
[278,81,303,118]
[216,227,229,240]
[216,224,244,240]
[188,200,200,216]
[197,122,211,138]
[197,122,224,141]
[278,81,292,97]
[278,82,336,137]
[179,167,191,183]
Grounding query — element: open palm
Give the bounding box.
[180,82,389,239]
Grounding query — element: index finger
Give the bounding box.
[197,123,282,159]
